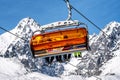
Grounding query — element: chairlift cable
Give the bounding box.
[0,26,26,41]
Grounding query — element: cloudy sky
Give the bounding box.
[0,0,120,34]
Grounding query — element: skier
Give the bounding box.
[74,51,82,58]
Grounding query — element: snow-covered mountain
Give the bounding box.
[0,18,120,80]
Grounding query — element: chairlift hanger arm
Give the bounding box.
[64,0,72,20]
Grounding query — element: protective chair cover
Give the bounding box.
[30,27,88,57]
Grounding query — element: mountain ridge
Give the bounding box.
[0,17,120,79]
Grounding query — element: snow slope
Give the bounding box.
[0,57,27,80]
[0,18,120,80]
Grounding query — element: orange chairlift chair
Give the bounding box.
[30,20,89,58]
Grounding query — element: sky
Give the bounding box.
[0,0,120,34]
